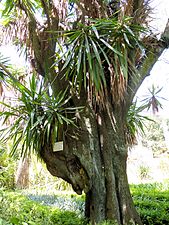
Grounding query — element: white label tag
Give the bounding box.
[53,141,63,152]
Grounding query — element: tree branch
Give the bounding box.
[161,19,169,47]
[0,63,18,82]
[126,19,169,106]
[40,0,51,25]
[0,63,12,77]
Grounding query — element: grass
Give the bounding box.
[0,182,169,224]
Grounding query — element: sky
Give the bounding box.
[136,49,169,117]
[135,0,169,117]
[150,0,169,33]
[0,0,169,116]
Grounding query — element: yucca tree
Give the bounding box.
[0,55,77,189]
[141,84,169,154]
[0,1,169,224]
[142,84,165,114]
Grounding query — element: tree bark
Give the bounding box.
[40,100,142,224]
[7,1,169,224]
[26,5,169,225]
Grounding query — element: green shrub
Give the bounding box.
[0,189,85,225]
[0,148,16,189]
[0,189,50,224]
[50,211,84,225]
[138,208,169,225]
[1,182,169,225]
[131,183,169,225]
[141,119,167,156]
[0,218,12,225]
[138,165,151,180]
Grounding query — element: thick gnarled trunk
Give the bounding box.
[13,2,169,224]
[40,102,142,225]
[2,0,169,224]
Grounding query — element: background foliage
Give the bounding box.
[0,144,16,189]
[1,182,169,225]
[141,118,167,156]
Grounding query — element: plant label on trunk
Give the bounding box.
[53,141,63,152]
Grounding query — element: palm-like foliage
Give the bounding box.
[0,1,152,154]
[142,85,166,114]
[0,53,10,76]
[0,74,77,158]
[0,0,42,54]
[55,17,145,103]
[0,53,12,96]
[1,1,146,104]
[126,101,153,145]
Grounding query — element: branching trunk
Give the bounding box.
[29,6,169,225]
[40,100,142,224]
[7,1,169,224]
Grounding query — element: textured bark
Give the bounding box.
[39,99,142,224]
[33,5,169,223]
[100,103,142,224]
[8,0,169,224]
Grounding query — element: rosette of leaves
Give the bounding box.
[0,74,77,158]
[141,84,166,114]
[126,101,153,145]
[55,17,145,103]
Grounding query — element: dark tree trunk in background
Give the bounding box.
[16,157,30,189]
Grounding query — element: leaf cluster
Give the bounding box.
[1,0,40,17]
[55,17,145,102]
[0,74,77,158]
[141,118,167,156]
[126,101,153,145]
[0,147,16,189]
[141,85,166,114]
[131,183,169,225]
[0,53,10,77]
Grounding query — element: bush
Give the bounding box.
[0,148,16,189]
[131,183,169,225]
[138,164,151,180]
[1,182,169,225]
[0,218,12,225]
[50,211,84,225]
[0,188,85,225]
[141,119,167,156]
